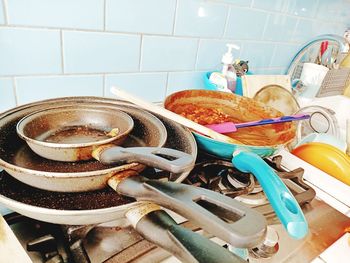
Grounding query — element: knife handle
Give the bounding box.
[126,203,246,263]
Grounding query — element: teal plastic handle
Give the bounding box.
[232,151,308,240]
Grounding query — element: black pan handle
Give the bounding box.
[113,176,267,248]
[125,202,246,263]
[96,146,194,174]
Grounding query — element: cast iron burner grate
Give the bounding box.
[184,151,316,219]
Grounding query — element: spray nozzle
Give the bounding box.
[222,44,240,65]
[226,44,240,53]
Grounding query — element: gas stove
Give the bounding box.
[1,151,350,263]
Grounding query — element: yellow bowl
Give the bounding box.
[292,142,350,186]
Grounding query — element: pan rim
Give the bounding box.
[0,159,142,178]
[193,131,286,150]
[0,190,138,215]
[16,105,135,149]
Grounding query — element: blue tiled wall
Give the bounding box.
[0,0,349,109]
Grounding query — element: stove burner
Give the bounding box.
[186,152,316,214]
[185,160,255,198]
[235,192,269,206]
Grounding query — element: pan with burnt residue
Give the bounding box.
[164,90,308,240]
[0,102,169,192]
[16,106,135,162]
[0,98,267,263]
[0,97,197,220]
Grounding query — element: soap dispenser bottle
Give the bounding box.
[209,44,239,93]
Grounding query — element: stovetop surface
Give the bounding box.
[2,151,350,263]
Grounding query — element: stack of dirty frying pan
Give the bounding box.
[0,98,268,263]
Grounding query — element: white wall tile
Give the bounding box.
[106,0,176,34]
[284,0,318,18]
[270,44,300,68]
[167,71,205,95]
[7,0,104,30]
[263,14,298,42]
[63,31,141,74]
[0,28,61,75]
[196,39,241,70]
[252,0,286,12]
[105,73,167,102]
[292,19,316,43]
[240,42,275,69]
[0,1,5,24]
[225,7,268,40]
[316,0,343,22]
[1,0,349,106]
[141,36,198,71]
[0,78,16,112]
[16,75,103,105]
[214,0,252,7]
[174,0,228,38]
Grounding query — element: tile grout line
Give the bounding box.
[311,0,320,19]
[172,0,179,36]
[0,23,327,46]
[60,30,65,73]
[194,39,201,70]
[2,0,8,24]
[291,18,300,42]
[268,44,278,68]
[261,12,270,40]
[1,69,211,79]
[102,74,106,97]
[12,77,18,106]
[103,0,106,31]
[164,72,169,100]
[139,35,143,72]
[221,5,231,38]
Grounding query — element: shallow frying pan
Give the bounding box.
[16,105,195,175]
[1,103,171,192]
[164,90,308,240]
[0,97,267,259]
[16,105,135,162]
[0,97,195,221]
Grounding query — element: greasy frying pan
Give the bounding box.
[0,97,267,259]
[16,105,135,162]
[1,103,170,192]
[16,105,196,175]
[164,89,308,240]
[0,97,195,222]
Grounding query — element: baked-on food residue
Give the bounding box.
[173,103,295,146]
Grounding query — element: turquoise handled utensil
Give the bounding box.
[231,150,308,240]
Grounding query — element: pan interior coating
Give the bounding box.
[17,106,134,146]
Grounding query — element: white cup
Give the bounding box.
[299,63,329,98]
